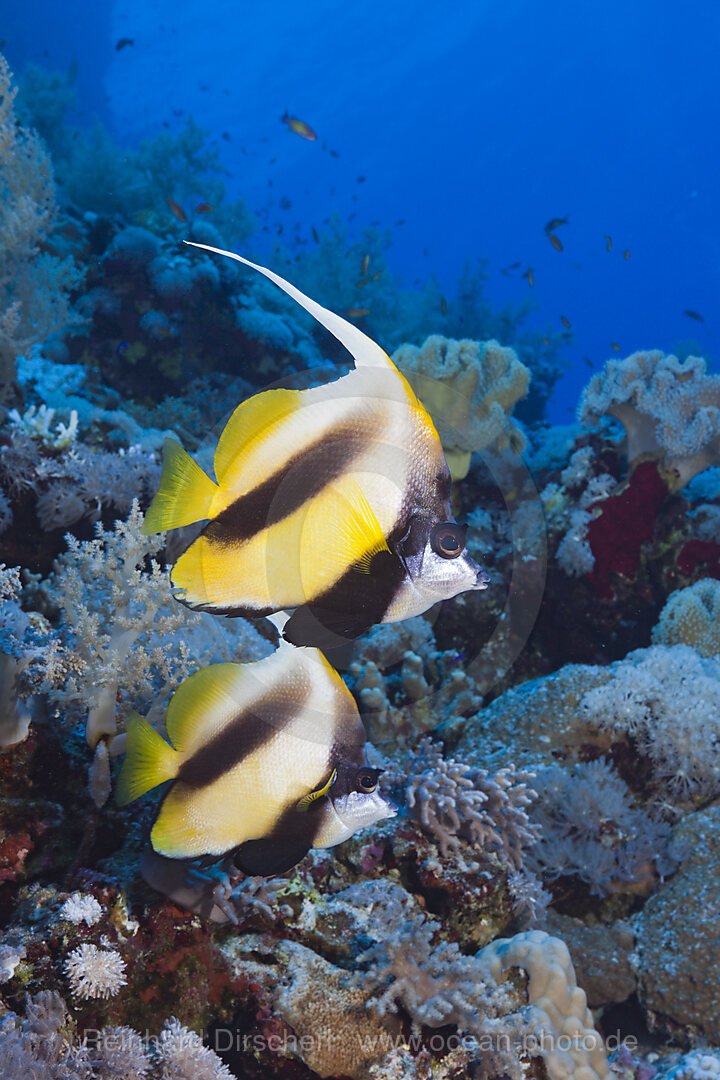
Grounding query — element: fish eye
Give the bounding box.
[430,522,466,559]
[356,769,378,793]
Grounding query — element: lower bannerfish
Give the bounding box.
[116,632,395,876]
[142,246,490,649]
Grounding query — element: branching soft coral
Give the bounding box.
[580,644,720,803]
[42,502,270,751]
[528,760,670,896]
[0,53,81,396]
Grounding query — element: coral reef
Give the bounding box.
[1,44,719,1080]
[479,931,613,1080]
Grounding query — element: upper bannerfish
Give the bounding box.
[142,245,490,648]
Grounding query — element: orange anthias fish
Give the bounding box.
[547,234,563,252]
[611,343,621,351]
[195,203,214,214]
[623,249,630,260]
[166,198,188,223]
[545,217,568,232]
[282,112,317,141]
[605,235,612,251]
[361,254,370,275]
[522,268,534,287]
[560,315,571,329]
[346,307,370,318]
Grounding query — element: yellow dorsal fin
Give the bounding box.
[214,387,300,486]
[296,767,337,812]
[142,438,218,534]
[116,711,179,806]
[185,243,395,372]
[165,663,250,753]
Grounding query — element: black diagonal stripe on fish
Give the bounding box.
[177,678,312,788]
[142,247,490,647]
[207,418,380,546]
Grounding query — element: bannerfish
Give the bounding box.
[116,629,396,875]
[143,246,490,648]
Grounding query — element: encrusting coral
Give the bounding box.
[578,349,720,490]
[393,334,530,478]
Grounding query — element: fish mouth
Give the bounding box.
[476,569,490,590]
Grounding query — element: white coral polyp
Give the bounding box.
[64,944,127,999]
[58,892,103,926]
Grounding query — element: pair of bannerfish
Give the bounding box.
[118,245,490,876]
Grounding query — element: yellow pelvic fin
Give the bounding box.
[296,767,337,812]
[142,438,219,535]
[115,711,180,806]
[185,242,394,372]
[214,387,300,486]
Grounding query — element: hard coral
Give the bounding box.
[398,739,539,869]
[478,931,613,1080]
[393,334,529,479]
[578,350,720,490]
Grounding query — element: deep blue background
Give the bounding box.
[4,0,719,421]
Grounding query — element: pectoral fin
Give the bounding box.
[296,768,337,812]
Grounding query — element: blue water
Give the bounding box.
[4,0,719,421]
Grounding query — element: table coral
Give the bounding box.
[578,350,720,490]
[393,334,530,479]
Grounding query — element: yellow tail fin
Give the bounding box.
[116,711,180,806]
[142,438,219,534]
